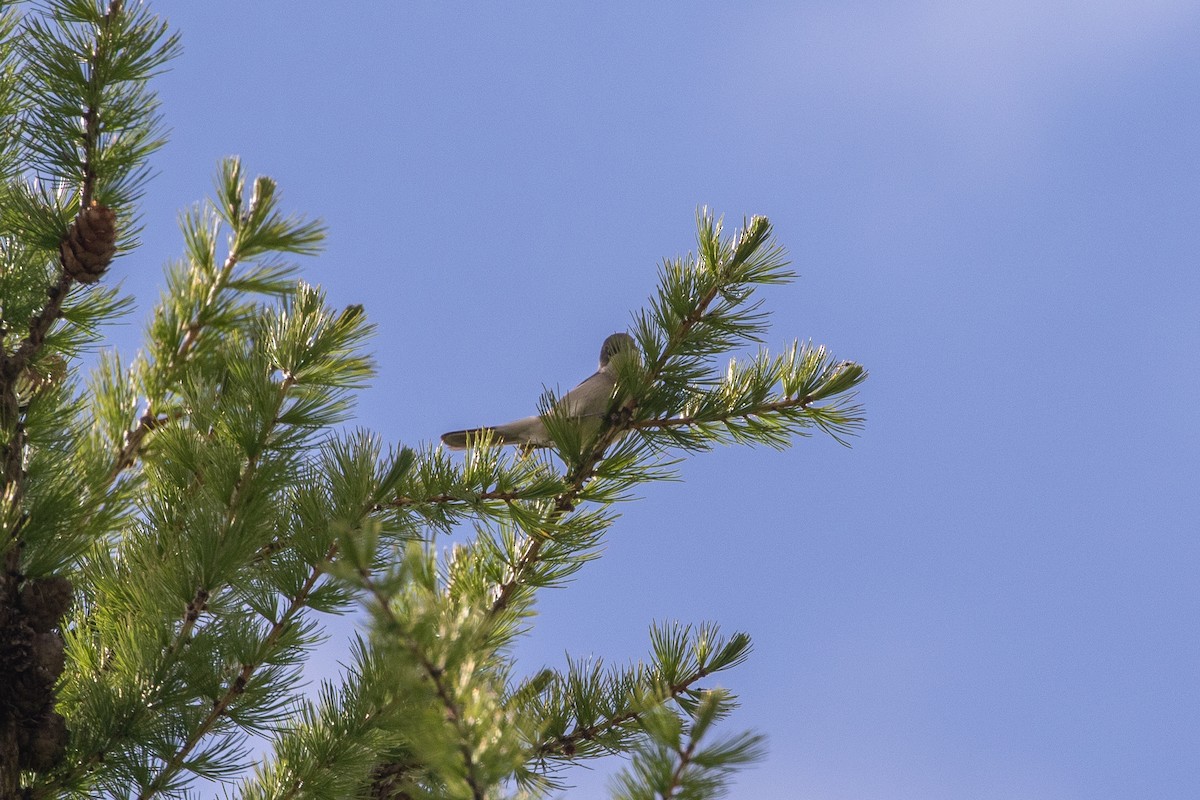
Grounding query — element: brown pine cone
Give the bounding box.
[59,201,117,284]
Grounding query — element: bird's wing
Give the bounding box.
[557,370,616,417]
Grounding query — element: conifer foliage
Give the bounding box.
[0,2,866,798]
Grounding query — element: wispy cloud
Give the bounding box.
[760,1,1199,157]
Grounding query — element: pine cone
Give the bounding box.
[59,201,117,284]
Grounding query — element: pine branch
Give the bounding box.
[0,3,178,790]
[1,0,120,372]
[238,637,414,800]
[131,376,296,798]
[105,408,178,482]
[663,739,698,800]
[58,289,377,796]
[526,622,751,773]
[391,486,542,508]
[102,159,323,486]
[360,571,489,800]
[611,690,765,800]
[634,393,817,430]
[489,487,584,616]
[104,209,258,485]
[534,661,721,760]
[2,0,122,510]
[135,541,338,800]
[79,0,124,209]
[55,453,285,793]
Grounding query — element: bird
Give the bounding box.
[441,332,637,450]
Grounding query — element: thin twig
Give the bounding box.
[629,393,816,431]
[103,240,244,485]
[534,664,717,759]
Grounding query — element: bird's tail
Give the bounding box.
[441,427,523,450]
[441,416,545,450]
[441,428,486,450]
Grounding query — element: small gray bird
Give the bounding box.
[441,332,637,450]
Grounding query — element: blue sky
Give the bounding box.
[103,3,1200,798]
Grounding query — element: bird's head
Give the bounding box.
[598,332,637,369]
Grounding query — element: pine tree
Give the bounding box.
[0,2,867,798]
